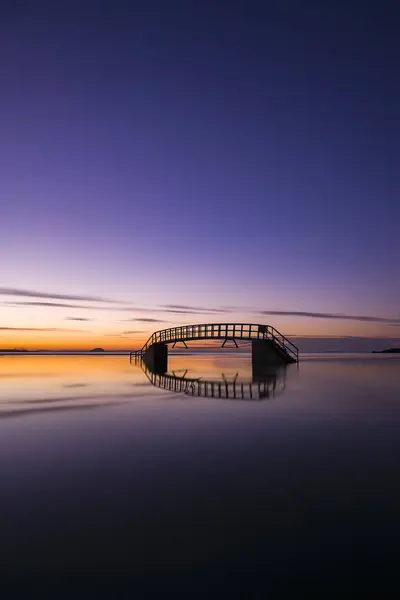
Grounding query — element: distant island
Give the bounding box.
[90,348,105,352]
[372,348,400,354]
[0,348,28,353]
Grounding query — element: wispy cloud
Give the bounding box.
[0,327,86,332]
[0,287,120,303]
[6,295,397,327]
[103,334,130,337]
[122,330,143,334]
[163,309,200,314]
[120,305,235,316]
[5,301,165,314]
[258,310,400,325]
[3,300,233,317]
[117,307,157,312]
[65,317,92,321]
[5,301,142,312]
[103,330,144,337]
[5,301,111,310]
[118,306,221,315]
[162,309,222,315]
[119,307,190,315]
[131,317,167,323]
[162,304,231,313]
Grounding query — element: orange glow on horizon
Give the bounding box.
[1,317,398,351]
[0,332,149,351]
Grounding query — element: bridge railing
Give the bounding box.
[131,323,298,362]
[267,326,299,363]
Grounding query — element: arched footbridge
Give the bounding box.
[130,323,299,372]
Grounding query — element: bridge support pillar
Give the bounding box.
[143,343,168,375]
[252,340,286,378]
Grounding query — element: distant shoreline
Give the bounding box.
[0,351,131,356]
[1,350,400,357]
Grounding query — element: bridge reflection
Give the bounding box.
[136,359,287,401]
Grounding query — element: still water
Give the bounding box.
[1,353,399,584]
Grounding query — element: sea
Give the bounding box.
[0,352,399,592]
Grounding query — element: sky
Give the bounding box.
[1,0,399,350]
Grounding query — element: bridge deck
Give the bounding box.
[130,323,299,363]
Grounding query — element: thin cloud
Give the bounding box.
[5,301,110,310]
[132,318,167,323]
[4,301,230,317]
[258,310,400,325]
[122,308,198,315]
[117,307,157,312]
[118,306,216,315]
[5,301,162,314]
[107,304,233,315]
[219,306,242,311]
[0,327,86,332]
[163,309,201,314]
[104,334,131,337]
[0,287,121,303]
[162,309,224,315]
[65,317,92,321]
[5,301,138,312]
[122,330,143,334]
[104,330,144,336]
[162,304,231,313]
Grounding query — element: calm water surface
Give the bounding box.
[1,353,399,585]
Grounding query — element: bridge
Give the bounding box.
[138,361,287,401]
[130,323,298,373]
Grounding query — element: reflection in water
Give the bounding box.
[0,355,163,418]
[139,359,287,400]
[1,353,400,582]
[0,401,128,419]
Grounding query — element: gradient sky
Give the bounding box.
[1,1,399,350]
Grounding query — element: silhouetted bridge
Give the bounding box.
[130,323,298,373]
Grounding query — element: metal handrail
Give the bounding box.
[130,323,299,362]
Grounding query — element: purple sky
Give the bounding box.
[1,1,399,350]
